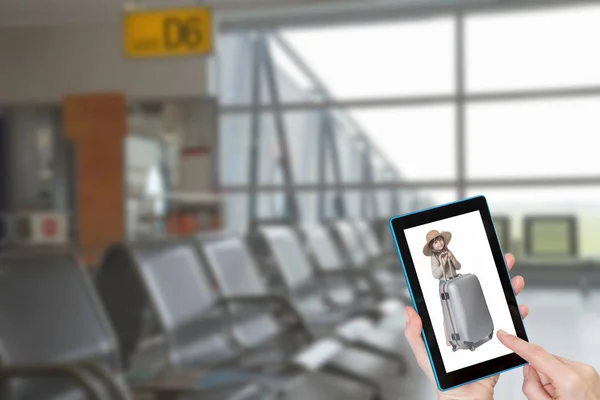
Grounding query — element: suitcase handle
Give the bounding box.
[442,256,459,281]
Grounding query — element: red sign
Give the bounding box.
[41,218,58,238]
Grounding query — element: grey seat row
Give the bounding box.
[0,219,408,400]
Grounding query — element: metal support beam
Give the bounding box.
[456,13,466,200]
[260,34,300,222]
[360,141,368,218]
[221,86,600,114]
[362,145,379,218]
[270,34,400,176]
[323,112,346,218]
[247,35,263,227]
[317,111,327,220]
[220,0,599,32]
[386,168,401,216]
[221,175,600,193]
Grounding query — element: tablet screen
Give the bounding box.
[390,196,528,389]
[404,210,517,373]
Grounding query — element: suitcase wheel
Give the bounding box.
[469,347,476,352]
[488,332,493,340]
[451,345,457,352]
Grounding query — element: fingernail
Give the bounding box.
[497,329,508,338]
[523,365,530,377]
[405,307,411,325]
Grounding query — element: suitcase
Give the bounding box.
[439,259,494,352]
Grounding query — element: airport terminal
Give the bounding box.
[0,0,599,398]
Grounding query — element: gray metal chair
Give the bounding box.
[96,240,378,400]
[194,232,404,396]
[0,252,283,400]
[254,225,410,367]
[96,241,240,372]
[329,220,410,303]
[351,219,410,299]
[299,224,408,333]
[298,224,382,306]
[353,219,397,263]
[0,253,132,400]
[252,225,360,330]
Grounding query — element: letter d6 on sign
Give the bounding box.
[124,7,214,58]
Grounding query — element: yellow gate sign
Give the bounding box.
[124,7,213,58]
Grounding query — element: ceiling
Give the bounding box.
[0,0,364,28]
[0,0,584,30]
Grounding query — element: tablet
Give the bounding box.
[389,195,528,391]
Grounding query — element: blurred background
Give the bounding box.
[0,0,599,399]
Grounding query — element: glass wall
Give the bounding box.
[216,3,600,260]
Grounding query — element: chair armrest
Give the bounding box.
[220,294,314,342]
[291,338,344,371]
[78,362,131,400]
[0,364,106,400]
[339,269,385,299]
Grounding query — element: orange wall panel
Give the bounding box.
[62,93,126,262]
[77,137,125,249]
[63,93,127,140]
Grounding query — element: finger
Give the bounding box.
[404,306,436,384]
[530,369,556,398]
[512,275,525,296]
[538,372,556,398]
[522,365,553,400]
[520,304,529,319]
[505,253,515,271]
[496,330,570,381]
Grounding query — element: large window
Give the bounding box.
[467,98,600,179]
[217,3,600,259]
[350,106,456,181]
[466,5,600,92]
[282,17,455,99]
[467,187,600,259]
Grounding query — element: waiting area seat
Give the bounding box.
[252,225,410,365]
[353,219,398,266]
[0,252,308,400]
[0,250,375,400]
[96,240,378,399]
[193,232,407,397]
[299,223,408,332]
[0,253,131,400]
[351,220,409,298]
[328,220,410,303]
[96,241,241,372]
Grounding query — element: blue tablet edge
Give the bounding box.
[388,194,530,392]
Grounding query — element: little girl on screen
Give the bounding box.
[423,230,462,347]
[423,230,462,283]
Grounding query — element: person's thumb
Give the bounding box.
[522,365,552,400]
[403,307,435,384]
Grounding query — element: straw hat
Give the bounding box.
[422,230,452,256]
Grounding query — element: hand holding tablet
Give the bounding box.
[391,195,600,399]
[403,253,527,400]
[496,330,600,400]
[390,196,530,390]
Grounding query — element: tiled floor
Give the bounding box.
[394,288,600,399]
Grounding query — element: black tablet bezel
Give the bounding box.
[389,195,529,391]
